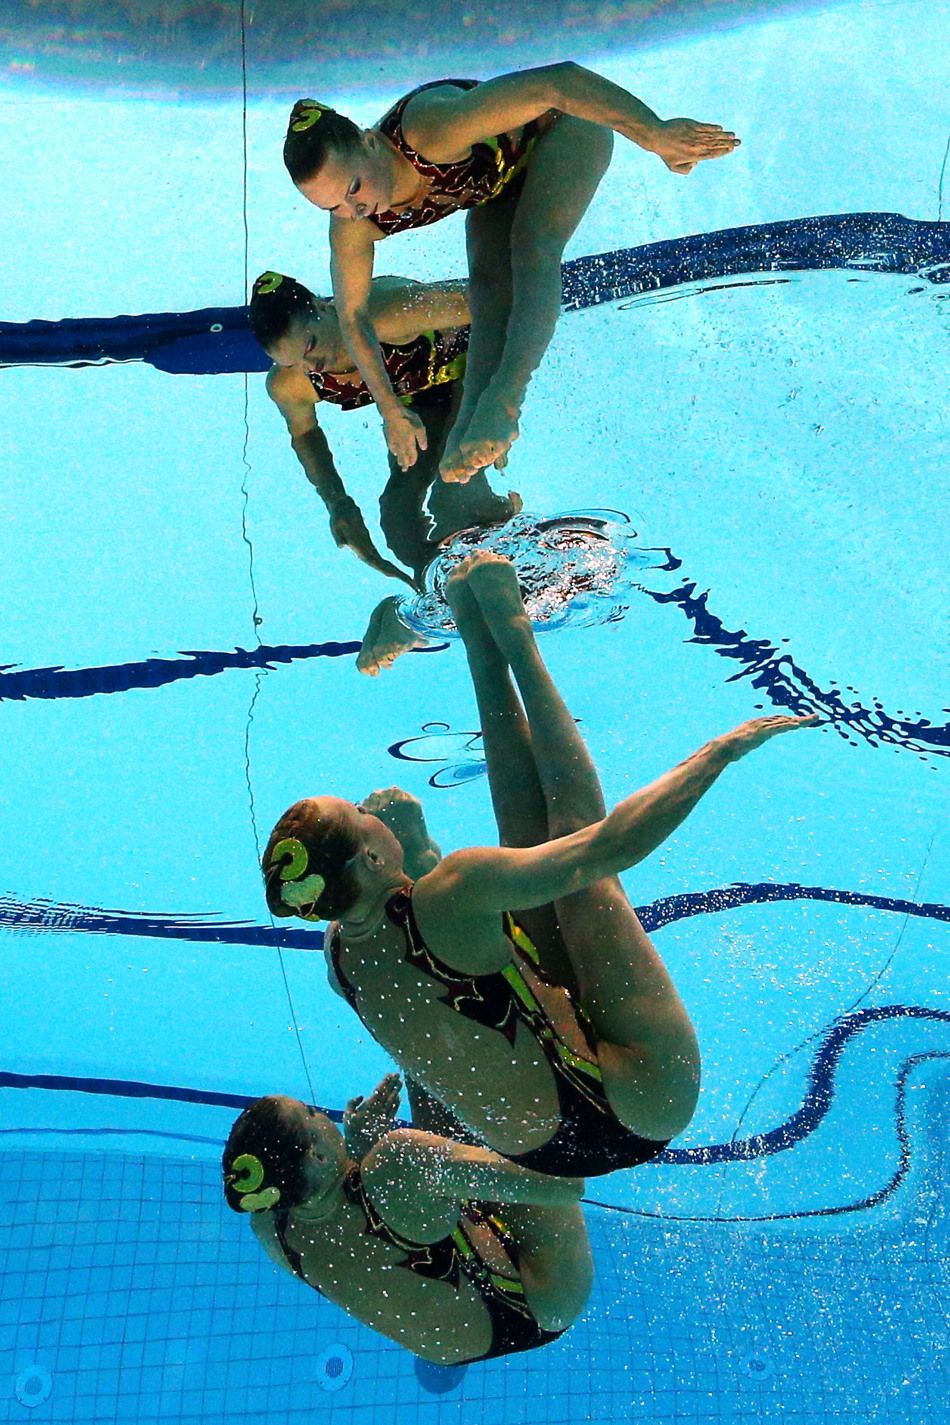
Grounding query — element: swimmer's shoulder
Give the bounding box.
[324,921,348,999]
[266,362,317,406]
[250,1209,297,1277]
[400,82,474,156]
[266,363,320,432]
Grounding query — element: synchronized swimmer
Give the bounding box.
[233,553,814,1357]
[223,1073,593,1365]
[258,554,815,1171]
[282,63,738,478]
[248,267,521,673]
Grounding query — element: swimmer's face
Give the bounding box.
[272,1096,346,1187]
[296,134,394,221]
[268,303,333,370]
[321,795,404,874]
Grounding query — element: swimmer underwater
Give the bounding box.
[250,268,527,675]
[222,1073,593,1364]
[262,552,818,1179]
[281,65,739,477]
[248,268,520,589]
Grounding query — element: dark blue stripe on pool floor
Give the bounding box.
[2,1004,947,1190]
[1,879,947,950]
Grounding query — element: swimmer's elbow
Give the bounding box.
[540,60,583,107]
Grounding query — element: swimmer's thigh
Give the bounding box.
[504,1202,593,1333]
[509,116,614,264]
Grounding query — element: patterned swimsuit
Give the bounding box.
[328,887,670,1177]
[371,79,551,236]
[307,326,468,411]
[272,1166,564,1364]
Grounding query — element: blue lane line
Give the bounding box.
[2,880,945,953]
[1,212,946,374]
[2,1004,947,1174]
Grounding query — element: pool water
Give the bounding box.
[1,2,947,1421]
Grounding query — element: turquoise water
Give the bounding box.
[1,2,948,1420]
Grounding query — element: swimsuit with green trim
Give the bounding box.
[371,79,550,236]
[328,886,669,1177]
[308,326,468,410]
[272,1165,564,1363]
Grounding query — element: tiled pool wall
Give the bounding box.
[1,1065,946,1425]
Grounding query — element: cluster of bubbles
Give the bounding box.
[398,509,664,636]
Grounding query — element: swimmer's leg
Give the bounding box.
[445,572,573,986]
[451,117,614,478]
[463,552,700,1143]
[380,390,520,578]
[378,397,451,584]
[423,390,522,541]
[501,1202,593,1333]
[405,1076,484,1146]
[439,193,518,482]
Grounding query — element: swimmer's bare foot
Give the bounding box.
[445,558,488,632]
[455,393,520,477]
[357,596,429,676]
[439,439,514,483]
[452,551,530,654]
[429,488,522,548]
[720,713,820,761]
[645,118,740,175]
[360,787,442,877]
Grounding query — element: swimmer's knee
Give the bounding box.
[530,1237,593,1331]
[600,1036,701,1143]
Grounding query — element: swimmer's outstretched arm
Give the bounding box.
[405,63,740,177]
[364,1129,584,1211]
[420,715,818,915]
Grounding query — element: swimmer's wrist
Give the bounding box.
[629,114,664,152]
[708,733,740,766]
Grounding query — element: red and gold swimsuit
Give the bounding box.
[371,79,552,237]
[308,326,468,411]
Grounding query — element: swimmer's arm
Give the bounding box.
[330,220,404,414]
[365,1129,584,1216]
[404,65,738,168]
[403,64,660,153]
[267,365,351,509]
[267,368,416,586]
[331,220,429,469]
[421,717,816,914]
[370,276,471,343]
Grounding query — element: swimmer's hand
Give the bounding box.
[328,496,417,589]
[361,786,442,877]
[645,118,740,175]
[382,406,428,472]
[344,1073,403,1160]
[720,713,820,761]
